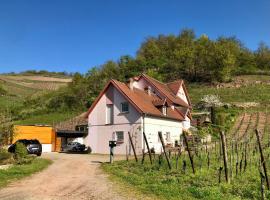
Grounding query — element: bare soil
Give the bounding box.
[0,153,135,200]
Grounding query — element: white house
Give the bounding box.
[85,74,192,155]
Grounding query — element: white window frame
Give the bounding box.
[115,131,124,143]
[106,104,113,124]
[166,132,171,143]
[120,102,129,113]
[162,106,167,116]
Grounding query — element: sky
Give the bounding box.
[0,0,269,74]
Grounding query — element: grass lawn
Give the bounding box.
[102,150,270,200]
[0,158,52,188]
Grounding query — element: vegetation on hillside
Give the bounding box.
[4,70,72,78]
[1,28,270,125]
[34,29,270,113]
[0,84,7,96]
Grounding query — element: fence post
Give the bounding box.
[183,130,195,174]
[143,132,153,164]
[220,131,230,183]
[128,132,138,162]
[158,132,171,169]
[255,129,270,190]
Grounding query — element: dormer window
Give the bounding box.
[120,102,129,113]
[162,106,167,116]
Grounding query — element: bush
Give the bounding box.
[14,143,34,165]
[0,148,13,165]
[0,85,7,96]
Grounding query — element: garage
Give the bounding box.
[54,113,88,152]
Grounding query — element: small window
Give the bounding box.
[166,132,171,143]
[106,104,113,124]
[115,131,124,143]
[120,102,129,113]
[162,106,167,116]
[75,125,88,132]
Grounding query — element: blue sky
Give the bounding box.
[0,0,269,74]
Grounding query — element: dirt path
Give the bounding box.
[0,153,132,200]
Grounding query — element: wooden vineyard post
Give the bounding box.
[255,129,270,190]
[126,145,129,161]
[220,131,230,183]
[141,149,145,164]
[260,167,266,200]
[143,132,153,164]
[158,132,172,169]
[218,167,223,183]
[128,132,138,162]
[176,148,181,169]
[183,131,195,174]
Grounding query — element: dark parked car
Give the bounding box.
[8,139,42,156]
[62,142,86,152]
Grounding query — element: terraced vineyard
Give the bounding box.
[230,112,269,140]
[0,74,72,111]
[0,75,71,96]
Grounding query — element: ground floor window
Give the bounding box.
[166,132,171,143]
[115,131,124,143]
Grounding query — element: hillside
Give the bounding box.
[0,74,74,125]
[0,74,71,97]
[188,75,270,110]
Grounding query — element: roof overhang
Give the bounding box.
[56,130,88,138]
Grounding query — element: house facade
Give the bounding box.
[85,74,192,155]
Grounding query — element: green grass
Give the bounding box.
[0,96,22,111]
[103,146,270,200]
[188,83,270,107]
[2,81,38,97]
[14,112,78,125]
[0,158,52,188]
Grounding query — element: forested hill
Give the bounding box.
[67,29,270,108]
[2,29,270,125]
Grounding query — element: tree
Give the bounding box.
[256,42,270,69]
[0,111,14,147]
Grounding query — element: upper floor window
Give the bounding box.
[106,104,113,124]
[120,102,129,113]
[162,106,167,116]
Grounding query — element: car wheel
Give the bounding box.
[36,153,42,156]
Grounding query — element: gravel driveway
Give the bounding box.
[0,153,130,200]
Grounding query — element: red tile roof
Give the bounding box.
[86,74,191,121]
[140,74,190,108]
[112,80,185,121]
[166,80,183,95]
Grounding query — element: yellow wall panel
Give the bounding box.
[13,125,54,144]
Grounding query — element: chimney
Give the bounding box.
[128,78,134,91]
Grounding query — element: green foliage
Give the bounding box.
[103,146,270,200]
[0,158,52,188]
[0,84,7,96]
[0,148,13,165]
[2,29,270,126]
[40,29,270,113]
[5,70,72,77]
[0,111,14,146]
[14,143,33,165]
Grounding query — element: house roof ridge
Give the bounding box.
[141,73,165,85]
[166,79,183,85]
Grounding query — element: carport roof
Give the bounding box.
[54,112,88,132]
